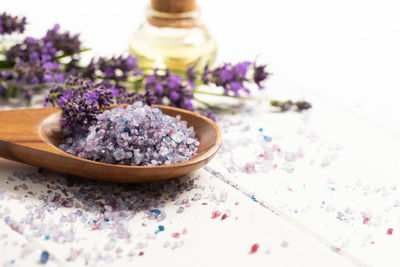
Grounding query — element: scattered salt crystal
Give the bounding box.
[250,243,259,254]
[280,239,289,248]
[284,152,297,162]
[104,238,116,251]
[177,206,184,213]
[192,193,202,201]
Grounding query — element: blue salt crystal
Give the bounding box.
[13,172,25,180]
[79,188,86,194]
[104,238,116,251]
[40,251,49,264]
[263,135,272,142]
[150,209,161,216]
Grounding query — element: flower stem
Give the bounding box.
[193,89,262,101]
[55,48,92,60]
[0,60,13,69]
[193,97,236,114]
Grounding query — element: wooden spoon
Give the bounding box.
[0,105,222,183]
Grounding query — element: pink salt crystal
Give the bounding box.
[250,243,259,254]
[297,147,305,157]
[211,210,222,219]
[172,233,180,238]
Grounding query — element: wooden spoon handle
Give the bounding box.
[0,107,62,163]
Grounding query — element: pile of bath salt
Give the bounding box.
[59,103,199,166]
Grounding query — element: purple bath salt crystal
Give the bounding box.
[284,152,297,162]
[113,148,125,161]
[59,103,199,166]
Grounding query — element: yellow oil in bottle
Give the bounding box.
[129,4,217,75]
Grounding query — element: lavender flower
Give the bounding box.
[186,65,197,87]
[253,62,269,89]
[200,61,269,96]
[270,100,293,111]
[5,58,64,102]
[14,59,59,83]
[83,56,139,81]
[7,24,81,63]
[295,100,312,111]
[270,100,312,112]
[59,92,100,130]
[115,91,145,105]
[201,62,252,96]
[2,22,85,103]
[47,76,118,130]
[44,84,65,106]
[0,12,26,35]
[6,37,57,63]
[42,24,81,56]
[145,69,194,110]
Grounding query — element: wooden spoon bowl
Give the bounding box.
[0,105,222,182]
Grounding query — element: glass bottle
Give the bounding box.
[129,0,217,75]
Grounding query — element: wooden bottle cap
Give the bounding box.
[151,0,197,13]
[147,0,199,28]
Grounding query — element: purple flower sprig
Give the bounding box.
[0,12,26,35]
[82,55,141,82]
[1,21,85,102]
[144,69,194,110]
[42,24,81,57]
[0,15,140,104]
[45,76,118,130]
[270,99,312,112]
[199,61,269,96]
[6,24,82,64]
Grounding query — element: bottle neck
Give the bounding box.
[146,5,201,28]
